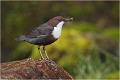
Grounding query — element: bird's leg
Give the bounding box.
[38,46,44,59]
[43,46,49,59]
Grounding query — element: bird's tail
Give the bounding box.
[15,35,26,41]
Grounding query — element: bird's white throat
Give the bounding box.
[52,21,64,39]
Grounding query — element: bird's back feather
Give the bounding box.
[25,24,54,38]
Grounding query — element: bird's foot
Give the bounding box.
[41,57,45,60]
[44,58,49,60]
[45,56,49,60]
[41,58,49,62]
[46,58,49,60]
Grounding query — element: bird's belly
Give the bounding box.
[32,34,57,46]
[44,35,57,45]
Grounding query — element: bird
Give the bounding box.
[16,16,73,59]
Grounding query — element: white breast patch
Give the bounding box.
[52,21,64,39]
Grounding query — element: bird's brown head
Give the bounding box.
[46,16,73,27]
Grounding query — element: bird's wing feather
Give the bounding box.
[25,24,54,38]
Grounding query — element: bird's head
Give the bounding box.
[46,16,73,27]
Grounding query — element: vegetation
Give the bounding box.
[1,1,119,79]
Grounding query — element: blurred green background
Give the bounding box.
[1,1,119,79]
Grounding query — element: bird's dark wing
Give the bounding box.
[25,24,54,38]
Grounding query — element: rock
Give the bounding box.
[1,58,73,79]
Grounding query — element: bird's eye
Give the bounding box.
[58,19,61,21]
[62,19,65,21]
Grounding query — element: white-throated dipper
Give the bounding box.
[16,16,73,59]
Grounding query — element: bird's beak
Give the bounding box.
[64,17,73,22]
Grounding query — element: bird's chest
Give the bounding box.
[40,21,63,46]
[51,21,64,39]
[40,27,61,46]
[52,26,62,39]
